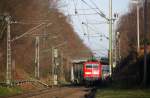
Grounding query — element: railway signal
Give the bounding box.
[52,42,67,86]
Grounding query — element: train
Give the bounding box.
[71,59,109,86]
[83,61,102,85]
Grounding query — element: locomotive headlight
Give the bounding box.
[93,71,99,74]
[85,72,91,74]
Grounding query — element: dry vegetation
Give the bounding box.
[0,0,92,82]
[116,3,150,58]
[114,2,150,86]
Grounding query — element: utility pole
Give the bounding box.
[5,16,12,86]
[52,47,58,85]
[143,0,147,87]
[116,32,120,64]
[114,32,117,66]
[113,13,118,68]
[35,36,40,79]
[60,52,64,81]
[137,0,140,53]
[131,0,140,53]
[109,0,113,76]
[118,33,121,61]
[51,47,54,86]
[71,65,74,83]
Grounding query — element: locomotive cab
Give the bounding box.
[83,61,102,82]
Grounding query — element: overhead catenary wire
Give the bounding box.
[80,0,110,55]
[80,35,101,38]
[11,22,48,42]
[71,0,87,38]
[65,0,104,40]
[72,0,106,41]
[89,0,108,19]
[93,51,108,57]
[86,21,109,24]
[12,21,47,25]
[66,0,72,17]
[68,13,100,16]
[8,17,52,42]
[72,0,98,41]
[83,10,90,41]
[73,8,98,11]
[0,21,6,38]
[81,0,109,21]
[12,16,50,21]
[63,0,109,57]
[72,0,78,11]
[82,22,100,34]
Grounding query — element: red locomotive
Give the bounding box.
[83,61,102,84]
[72,58,107,86]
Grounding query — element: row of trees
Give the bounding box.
[116,3,150,58]
[113,2,150,87]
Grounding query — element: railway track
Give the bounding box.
[4,86,92,98]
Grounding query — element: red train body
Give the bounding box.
[83,61,102,82]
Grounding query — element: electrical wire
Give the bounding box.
[73,8,98,11]
[90,0,107,18]
[0,21,6,39]
[82,22,101,35]
[63,0,109,57]
[12,17,50,22]
[11,22,46,42]
[66,0,72,17]
[83,11,90,41]
[81,0,109,20]
[68,13,99,16]
[72,0,86,38]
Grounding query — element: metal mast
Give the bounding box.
[6,16,12,85]
[143,0,147,87]
[137,0,140,53]
[109,0,113,76]
[35,36,40,79]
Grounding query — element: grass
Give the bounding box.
[95,88,150,98]
[0,86,23,97]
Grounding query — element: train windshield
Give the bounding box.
[86,64,99,69]
[86,64,92,68]
[92,64,99,69]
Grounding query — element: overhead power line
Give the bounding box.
[71,0,87,37]
[68,13,99,16]
[82,22,99,34]
[73,8,98,11]
[0,21,6,38]
[89,0,107,17]
[11,22,49,42]
[81,0,109,21]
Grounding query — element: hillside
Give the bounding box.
[0,0,92,82]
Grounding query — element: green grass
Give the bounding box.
[0,86,23,97]
[95,88,150,98]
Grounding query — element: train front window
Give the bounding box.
[92,64,98,69]
[86,64,92,69]
[86,64,98,69]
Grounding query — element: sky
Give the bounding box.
[59,0,130,58]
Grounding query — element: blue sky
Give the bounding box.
[60,0,130,57]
